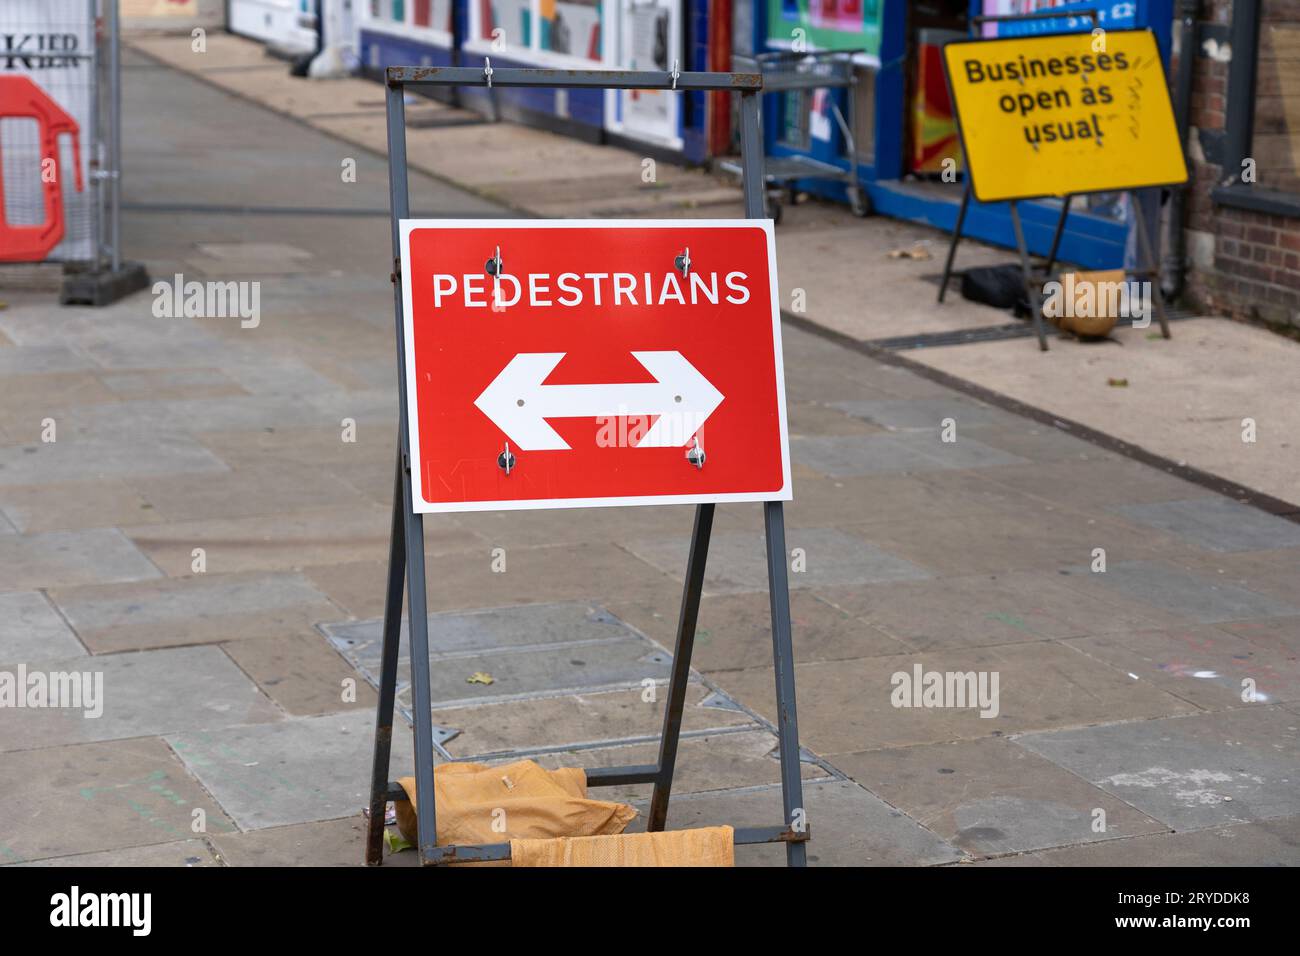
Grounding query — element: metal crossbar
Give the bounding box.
[386,65,762,92]
[366,66,810,868]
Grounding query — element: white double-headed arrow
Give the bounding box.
[474,351,724,451]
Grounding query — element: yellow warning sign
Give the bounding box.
[943,29,1187,202]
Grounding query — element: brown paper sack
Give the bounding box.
[394,759,637,847]
[1051,269,1126,338]
[511,826,735,867]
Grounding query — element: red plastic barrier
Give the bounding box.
[0,75,83,263]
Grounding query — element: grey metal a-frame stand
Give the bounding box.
[365,64,809,867]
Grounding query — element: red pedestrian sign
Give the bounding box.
[398,219,791,513]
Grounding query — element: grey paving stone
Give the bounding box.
[396,638,672,711]
[0,646,281,752]
[819,570,1178,651]
[961,425,1109,464]
[856,508,1166,577]
[121,504,400,577]
[435,682,756,759]
[325,602,672,710]
[324,601,633,661]
[787,401,884,437]
[1065,624,1300,709]
[0,591,86,664]
[0,528,162,590]
[976,457,1209,510]
[983,815,1300,866]
[632,779,963,866]
[166,709,413,830]
[218,358,341,396]
[1016,706,1300,831]
[222,632,379,717]
[305,389,402,426]
[791,432,1028,478]
[1220,615,1300,656]
[1063,561,1300,624]
[97,368,243,400]
[210,817,386,867]
[722,641,1199,755]
[0,434,228,485]
[12,839,218,867]
[0,345,97,376]
[0,737,237,864]
[833,398,1013,430]
[48,571,339,653]
[63,394,345,436]
[1115,497,1300,553]
[611,588,908,671]
[625,528,930,595]
[531,729,827,806]
[833,737,1167,857]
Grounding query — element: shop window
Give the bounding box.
[470,0,603,63]
[1250,22,1300,195]
[538,1,602,61]
[1214,1,1300,216]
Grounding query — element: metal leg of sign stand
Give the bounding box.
[1009,201,1049,352]
[1129,189,1172,339]
[364,447,408,865]
[646,502,713,832]
[1043,194,1072,278]
[367,70,808,867]
[937,182,971,304]
[763,502,807,866]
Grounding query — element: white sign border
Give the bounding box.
[398,218,792,514]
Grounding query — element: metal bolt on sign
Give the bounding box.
[497,442,516,475]
[674,247,691,277]
[686,436,706,469]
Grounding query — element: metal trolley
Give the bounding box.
[722,49,869,224]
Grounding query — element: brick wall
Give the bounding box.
[1180,0,1300,332]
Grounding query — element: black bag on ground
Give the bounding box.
[960,264,1032,317]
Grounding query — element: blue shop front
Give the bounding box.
[356,1,714,160]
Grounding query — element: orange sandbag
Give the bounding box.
[511,826,735,867]
[395,759,637,846]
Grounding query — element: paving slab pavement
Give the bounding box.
[0,738,238,865]
[832,737,1169,857]
[165,710,413,831]
[2,39,1298,867]
[977,815,1300,866]
[1016,706,1300,831]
